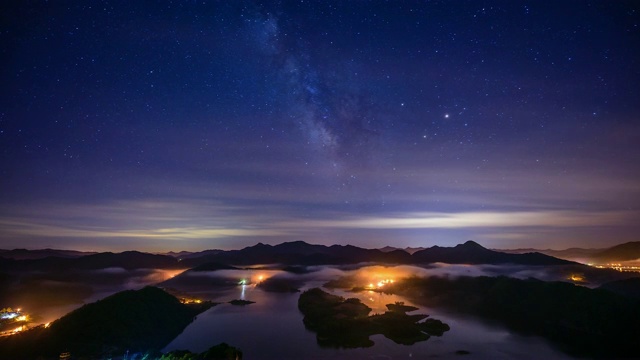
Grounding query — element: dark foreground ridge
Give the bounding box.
[298,287,449,348]
[162,343,242,360]
[0,286,216,359]
[598,277,640,299]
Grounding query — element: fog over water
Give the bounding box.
[163,265,572,359]
[2,260,609,328]
[1,268,188,323]
[2,263,607,358]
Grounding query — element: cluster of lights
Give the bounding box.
[0,308,31,337]
[1,308,55,337]
[0,308,22,320]
[366,279,395,289]
[12,326,24,333]
[179,298,203,304]
[589,263,640,273]
[238,274,266,286]
[568,274,585,282]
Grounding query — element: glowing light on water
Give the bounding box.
[366,278,395,289]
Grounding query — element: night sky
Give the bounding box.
[1,1,639,252]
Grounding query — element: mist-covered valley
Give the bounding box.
[1,241,639,359]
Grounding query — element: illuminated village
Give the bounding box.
[366,278,395,290]
[0,308,38,337]
[590,263,640,273]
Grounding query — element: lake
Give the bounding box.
[163,265,572,359]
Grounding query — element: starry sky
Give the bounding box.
[1,1,639,252]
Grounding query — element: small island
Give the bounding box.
[298,288,449,348]
[228,299,255,306]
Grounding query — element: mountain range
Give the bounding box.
[3,241,637,270]
[497,241,640,263]
[0,240,579,271]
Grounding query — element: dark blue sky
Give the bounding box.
[1,1,639,251]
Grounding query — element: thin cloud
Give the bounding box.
[0,218,287,240]
[277,210,637,230]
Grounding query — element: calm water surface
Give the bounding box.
[164,267,572,359]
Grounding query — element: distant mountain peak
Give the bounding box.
[459,240,485,249]
[252,242,270,248]
[276,240,312,248]
[282,240,310,245]
[593,241,640,262]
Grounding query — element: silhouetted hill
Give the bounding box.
[0,251,180,272]
[188,262,240,272]
[378,246,400,253]
[174,249,225,260]
[177,240,571,267]
[179,241,409,267]
[591,242,640,262]
[405,247,427,254]
[162,343,242,359]
[379,246,426,254]
[162,250,194,258]
[298,287,449,348]
[390,275,640,358]
[0,248,96,260]
[0,241,580,273]
[412,241,575,265]
[599,277,640,299]
[497,247,601,262]
[497,242,640,263]
[0,286,214,359]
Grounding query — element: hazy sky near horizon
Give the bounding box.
[1,1,639,252]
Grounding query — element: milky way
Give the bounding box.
[0,1,638,251]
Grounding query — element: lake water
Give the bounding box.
[163,266,572,359]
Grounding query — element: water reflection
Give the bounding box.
[164,265,573,359]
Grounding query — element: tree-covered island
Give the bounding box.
[298,287,449,348]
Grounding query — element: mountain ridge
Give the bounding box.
[495,241,640,263]
[0,240,589,271]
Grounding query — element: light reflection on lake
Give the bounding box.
[164,265,573,359]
